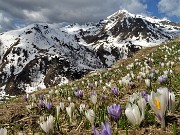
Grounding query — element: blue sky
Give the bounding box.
[0,0,179,32]
[146,0,179,22]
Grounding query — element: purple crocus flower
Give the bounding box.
[74,90,83,97]
[89,83,94,90]
[39,99,44,107]
[93,126,99,135]
[162,74,167,81]
[24,94,29,101]
[111,87,118,96]
[93,121,112,135]
[168,88,171,92]
[141,90,148,102]
[149,73,154,79]
[158,76,164,84]
[90,90,96,95]
[101,121,112,135]
[107,104,122,122]
[158,75,167,84]
[46,102,52,110]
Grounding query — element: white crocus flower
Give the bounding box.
[85,109,95,126]
[40,115,54,134]
[49,89,54,96]
[0,127,7,135]
[90,94,97,105]
[68,97,71,102]
[18,132,24,135]
[128,93,139,104]
[148,87,169,129]
[95,81,98,87]
[168,92,175,113]
[56,105,60,119]
[145,79,150,87]
[55,90,59,95]
[79,103,86,113]
[103,86,107,91]
[137,96,146,119]
[125,103,143,126]
[99,79,102,84]
[118,80,123,86]
[59,102,64,110]
[66,105,73,123]
[69,102,75,112]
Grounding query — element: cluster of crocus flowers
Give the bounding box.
[125,93,146,126]
[66,102,75,123]
[39,115,54,134]
[93,120,112,135]
[107,104,122,122]
[74,90,83,98]
[148,87,169,129]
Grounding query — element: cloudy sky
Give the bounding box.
[0,0,179,32]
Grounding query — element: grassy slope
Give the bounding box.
[0,40,180,134]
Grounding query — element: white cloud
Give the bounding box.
[23,10,48,22]
[158,0,180,17]
[0,12,14,32]
[0,0,147,27]
[118,0,147,15]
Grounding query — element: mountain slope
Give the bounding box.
[0,40,179,134]
[0,10,180,96]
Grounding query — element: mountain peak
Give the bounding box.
[0,10,180,97]
[107,9,134,20]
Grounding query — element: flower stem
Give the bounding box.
[161,117,165,130]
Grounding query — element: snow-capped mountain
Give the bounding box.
[0,10,179,97]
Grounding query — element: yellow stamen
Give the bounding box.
[154,99,161,109]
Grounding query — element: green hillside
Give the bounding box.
[0,40,180,135]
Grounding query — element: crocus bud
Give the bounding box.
[56,105,60,119]
[168,92,175,113]
[90,94,97,105]
[40,115,54,134]
[85,109,95,126]
[66,105,72,123]
[68,97,71,102]
[46,102,52,110]
[59,102,64,110]
[145,79,150,87]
